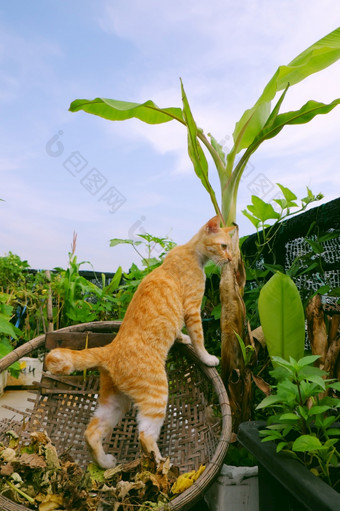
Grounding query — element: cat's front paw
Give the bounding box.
[175,333,191,345]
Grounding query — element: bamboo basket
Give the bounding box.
[0,321,232,510]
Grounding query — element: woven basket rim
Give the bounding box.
[0,321,232,511]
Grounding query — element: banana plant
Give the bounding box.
[69,28,340,429]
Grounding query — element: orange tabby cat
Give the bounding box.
[45,216,234,468]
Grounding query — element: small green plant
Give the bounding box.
[110,233,176,270]
[52,252,99,327]
[242,187,340,311]
[242,185,323,248]
[109,233,176,320]
[257,355,340,488]
[0,252,30,294]
[235,331,256,366]
[0,293,21,378]
[0,252,51,341]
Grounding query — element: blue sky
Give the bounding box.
[1,1,340,272]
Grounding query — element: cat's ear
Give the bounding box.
[205,216,221,233]
[223,225,237,236]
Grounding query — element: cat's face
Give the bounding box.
[199,216,235,266]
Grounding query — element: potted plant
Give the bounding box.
[238,355,340,511]
[237,269,340,510]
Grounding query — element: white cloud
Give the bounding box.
[96,0,340,171]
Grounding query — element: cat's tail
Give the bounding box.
[45,346,108,375]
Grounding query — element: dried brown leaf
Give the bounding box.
[251,326,266,348]
[38,493,63,511]
[0,463,14,476]
[44,443,60,469]
[116,479,145,499]
[252,373,271,396]
[17,452,47,469]
[1,447,16,462]
[30,431,51,446]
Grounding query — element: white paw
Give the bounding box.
[201,353,220,367]
[155,454,166,465]
[97,453,116,469]
[176,333,191,345]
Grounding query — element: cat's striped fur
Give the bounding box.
[45,216,234,468]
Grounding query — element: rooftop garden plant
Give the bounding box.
[257,354,340,490]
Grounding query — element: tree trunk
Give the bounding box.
[220,227,252,431]
[306,294,340,381]
[45,270,54,332]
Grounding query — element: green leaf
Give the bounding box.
[292,435,323,452]
[264,263,285,274]
[302,186,323,205]
[276,183,297,203]
[109,238,142,247]
[242,209,261,229]
[232,27,340,152]
[277,441,288,453]
[69,97,184,125]
[318,231,340,243]
[296,355,320,368]
[300,366,327,380]
[247,196,281,222]
[322,416,337,429]
[279,413,299,421]
[0,338,14,357]
[260,428,284,442]
[251,98,340,146]
[270,364,293,381]
[180,80,221,217]
[211,303,221,320]
[326,429,340,436]
[297,406,309,421]
[87,463,106,483]
[308,405,331,416]
[208,133,227,164]
[304,375,327,390]
[275,183,298,209]
[235,331,247,363]
[329,381,340,391]
[0,314,19,338]
[106,267,123,293]
[261,435,280,442]
[8,360,21,379]
[258,273,305,361]
[256,394,284,410]
[306,239,324,254]
[271,356,296,370]
[142,257,159,267]
[266,424,286,431]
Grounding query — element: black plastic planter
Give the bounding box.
[238,421,340,511]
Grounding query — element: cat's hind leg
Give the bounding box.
[85,369,130,469]
[133,370,168,464]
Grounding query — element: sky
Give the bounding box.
[1,1,340,272]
